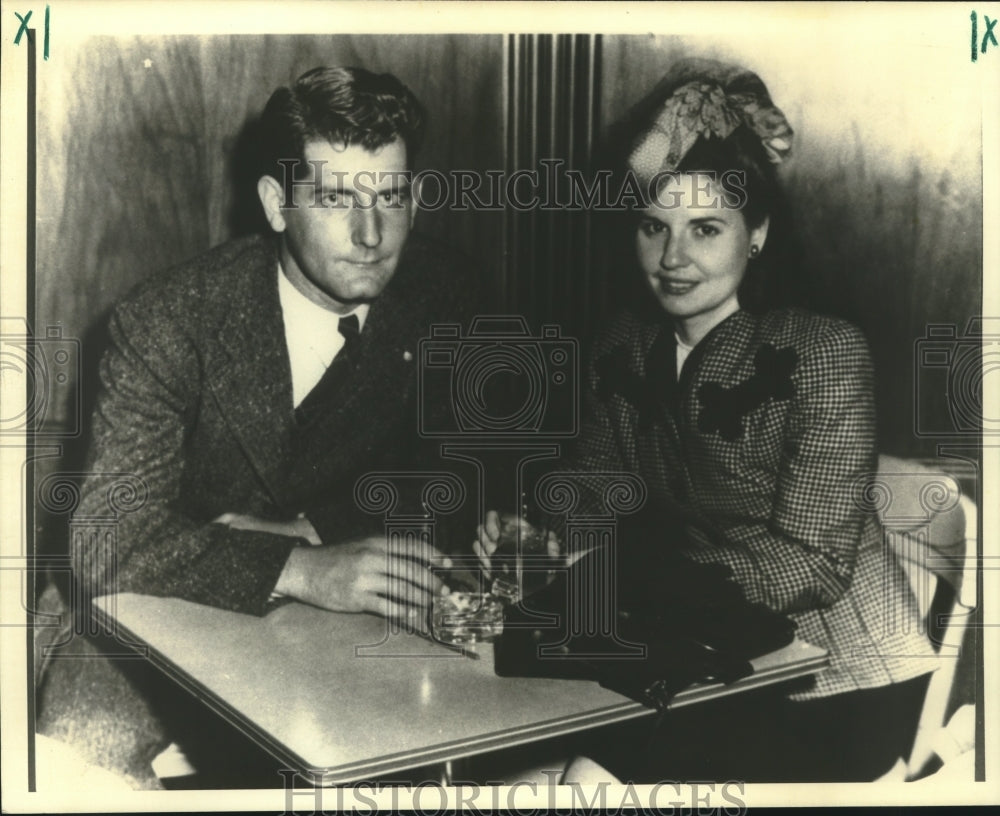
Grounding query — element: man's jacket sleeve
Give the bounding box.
[74,302,298,617]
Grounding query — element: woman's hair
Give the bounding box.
[673,127,808,312]
[674,125,776,231]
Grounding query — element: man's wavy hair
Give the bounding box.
[258,66,425,181]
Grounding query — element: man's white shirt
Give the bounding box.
[277,264,368,407]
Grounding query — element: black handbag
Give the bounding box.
[493,518,797,711]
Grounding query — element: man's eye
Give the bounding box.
[380,189,410,207]
[322,192,341,206]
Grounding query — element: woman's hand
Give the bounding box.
[473,510,562,577]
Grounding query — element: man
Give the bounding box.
[36,66,478,787]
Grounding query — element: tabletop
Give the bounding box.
[93,593,828,785]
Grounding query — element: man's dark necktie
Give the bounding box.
[337,312,360,354]
[294,313,361,423]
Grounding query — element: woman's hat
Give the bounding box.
[627,57,793,183]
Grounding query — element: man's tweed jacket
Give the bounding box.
[36,232,478,784]
[73,232,478,614]
[570,306,935,700]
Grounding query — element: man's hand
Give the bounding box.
[273,536,452,631]
[213,512,322,546]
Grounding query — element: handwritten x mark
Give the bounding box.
[14,10,33,44]
[983,15,998,53]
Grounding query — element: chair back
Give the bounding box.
[873,455,977,778]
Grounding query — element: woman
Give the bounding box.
[478,58,936,782]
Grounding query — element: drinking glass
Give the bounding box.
[490,514,553,604]
[431,591,504,646]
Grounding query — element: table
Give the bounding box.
[93,594,828,786]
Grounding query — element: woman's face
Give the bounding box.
[635,173,768,340]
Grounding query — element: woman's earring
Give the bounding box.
[749,244,760,258]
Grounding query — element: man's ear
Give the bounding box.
[409,175,420,229]
[750,216,770,256]
[257,175,287,233]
